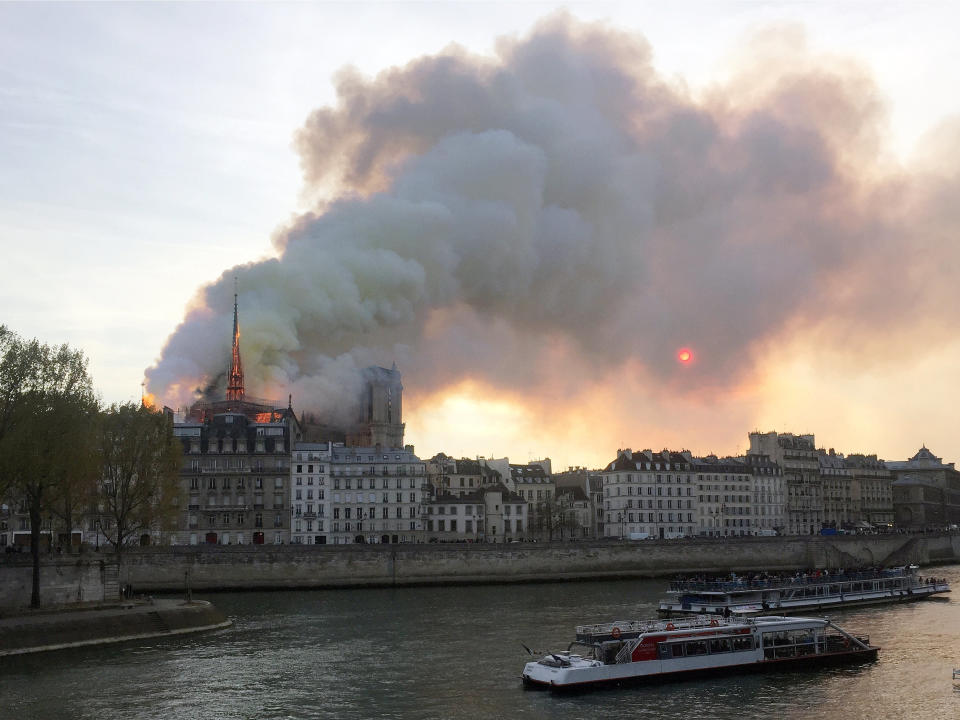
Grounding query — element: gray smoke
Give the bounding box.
[145,14,960,420]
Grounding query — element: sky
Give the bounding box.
[2,2,959,470]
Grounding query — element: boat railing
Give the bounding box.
[576,615,751,639]
[614,639,638,664]
[669,569,908,593]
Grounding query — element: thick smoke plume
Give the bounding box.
[145,15,960,425]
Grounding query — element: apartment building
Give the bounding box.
[173,402,298,545]
[602,449,698,539]
[326,444,426,544]
[749,432,822,535]
[423,484,528,542]
[845,454,894,528]
[694,456,756,537]
[290,443,332,544]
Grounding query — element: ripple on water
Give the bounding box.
[0,565,957,720]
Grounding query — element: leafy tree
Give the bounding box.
[95,402,181,556]
[0,326,98,607]
[49,411,101,551]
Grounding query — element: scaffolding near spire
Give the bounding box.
[226,277,245,402]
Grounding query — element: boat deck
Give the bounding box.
[575,614,750,643]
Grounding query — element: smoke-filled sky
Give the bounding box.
[3,3,960,470]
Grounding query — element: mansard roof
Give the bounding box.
[510,463,549,480]
[886,445,954,471]
[557,486,589,502]
[693,455,752,474]
[605,449,693,472]
[430,482,525,505]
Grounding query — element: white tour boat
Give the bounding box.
[658,566,950,617]
[521,614,878,691]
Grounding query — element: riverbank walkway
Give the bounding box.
[0,598,230,656]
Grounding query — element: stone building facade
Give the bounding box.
[290,443,332,544]
[325,444,426,544]
[437,457,504,497]
[423,484,528,542]
[511,462,556,540]
[602,449,698,539]
[845,454,894,528]
[887,446,960,529]
[745,452,785,534]
[694,455,757,537]
[749,432,822,535]
[554,486,593,539]
[173,402,299,546]
[819,449,855,530]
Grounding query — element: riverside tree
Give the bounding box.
[95,402,180,557]
[0,325,98,607]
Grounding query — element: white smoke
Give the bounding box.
[145,14,960,422]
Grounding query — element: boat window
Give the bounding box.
[669,644,685,658]
[685,640,708,656]
[709,638,733,654]
[732,637,753,652]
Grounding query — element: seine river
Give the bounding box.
[3,564,959,720]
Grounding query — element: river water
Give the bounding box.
[2,564,959,720]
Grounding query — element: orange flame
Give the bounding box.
[142,392,158,409]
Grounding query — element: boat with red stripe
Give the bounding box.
[521,614,878,691]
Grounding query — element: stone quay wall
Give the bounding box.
[2,534,956,604]
[0,556,115,612]
[117,533,960,592]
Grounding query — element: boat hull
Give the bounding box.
[522,647,879,692]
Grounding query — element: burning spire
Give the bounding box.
[226,277,245,402]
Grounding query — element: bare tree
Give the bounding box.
[0,326,97,607]
[96,403,180,557]
[536,497,561,541]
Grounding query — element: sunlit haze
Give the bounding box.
[3,2,959,470]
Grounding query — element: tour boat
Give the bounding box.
[521,614,878,691]
[658,566,950,617]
